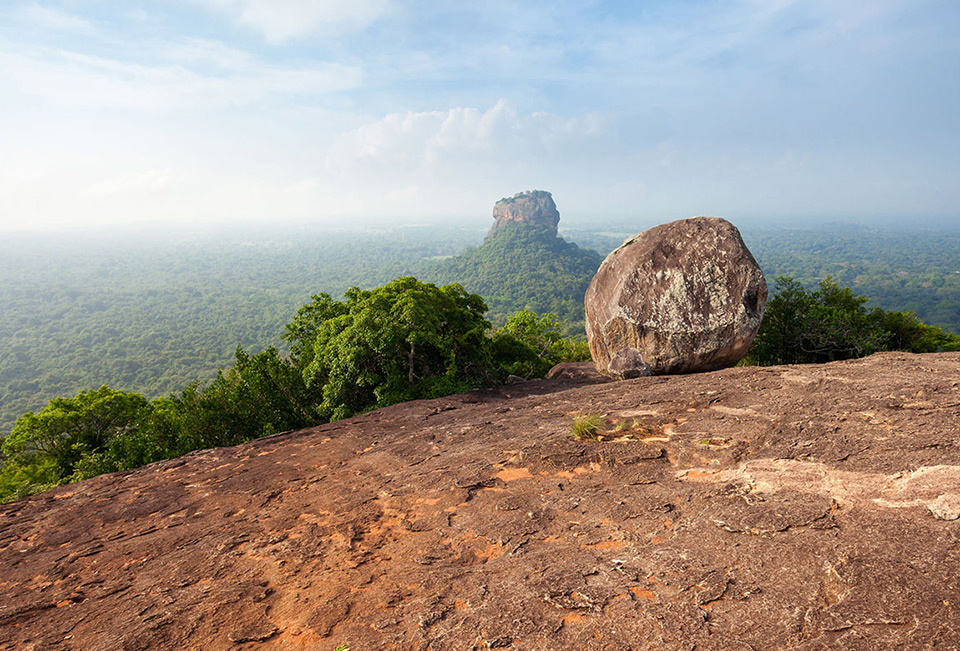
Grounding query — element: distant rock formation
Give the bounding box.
[428,190,601,326]
[585,217,766,377]
[488,190,561,237]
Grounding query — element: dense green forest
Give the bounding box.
[0,225,481,434]
[0,279,589,502]
[423,222,603,329]
[746,275,960,366]
[2,220,959,437]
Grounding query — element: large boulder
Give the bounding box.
[585,216,766,377]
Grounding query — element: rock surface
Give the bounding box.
[3,352,960,650]
[489,190,560,237]
[585,217,766,377]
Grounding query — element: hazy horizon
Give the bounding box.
[2,1,959,232]
[3,211,960,244]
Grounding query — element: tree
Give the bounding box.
[299,277,495,421]
[492,310,590,378]
[168,345,317,451]
[283,293,349,370]
[877,310,960,353]
[747,276,960,366]
[798,277,889,362]
[1,386,148,481]
[97,345,318,472]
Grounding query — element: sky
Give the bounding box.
[0,0,958,232]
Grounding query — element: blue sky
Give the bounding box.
[0,0,958,231]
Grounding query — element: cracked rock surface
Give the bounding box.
[2,352,960,649]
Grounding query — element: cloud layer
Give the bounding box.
[191,0,391,42]
[0,0,958,230]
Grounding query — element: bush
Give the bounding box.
[290,277,496,421]
[747,276,960,365]
[491,310,591,378]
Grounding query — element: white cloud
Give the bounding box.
[331,100,609,171]
[191,0,391,42]
[20,4,93,32]
[0,41,362,112]
[310,101,617,219]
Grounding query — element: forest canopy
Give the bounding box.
[2,221,959,436]
[0,278,590,503]
[426,222,603,330]
[746,276,960,366]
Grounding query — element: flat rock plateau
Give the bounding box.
[3,352,960,650]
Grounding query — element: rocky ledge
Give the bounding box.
[2,352,960,649]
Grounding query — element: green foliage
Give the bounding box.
[0,273,595,503]
[876,310,960,353]
[99,346,317,474]
[300,277,495,421]
[740,224,960,335]
[0,226,481,434]
[283,293,350,370]
[491,310,591,378]
[0,346,319,500]
[0,456,59,504]
[425,222,602,331]
[747,276,960,366]
[2,386,149,483]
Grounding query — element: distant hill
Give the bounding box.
[424,191,603,330]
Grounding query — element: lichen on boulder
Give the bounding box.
[585,216,766,377]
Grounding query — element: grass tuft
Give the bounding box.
[570,413,604,440]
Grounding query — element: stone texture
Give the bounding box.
[545,361,605,380]
[4,352,960,650]
[489,190,560,236]
[585,216,766,377]
[929,493,960,520]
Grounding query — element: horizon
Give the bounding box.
[1,1,959,232]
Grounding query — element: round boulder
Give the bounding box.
[585,217,766,378]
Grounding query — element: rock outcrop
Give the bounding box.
[3,352,960,649]
[585,216,766,378]
[489,190,560,237]
[432,189,601,326]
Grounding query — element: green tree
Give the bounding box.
[300,277,495,421]
[799,277,889,362]
[171,346,316,450]
[748,276,960,366]
[100,345,317,472]
[877,310,960,353]
[283,293,350,370]
[492,310,590,378]
[1,386,148,482]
